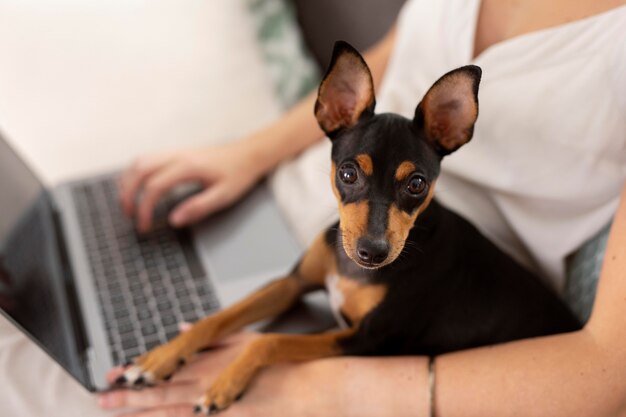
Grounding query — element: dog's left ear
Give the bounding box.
[315,41,376,138]
[414,65,481,156]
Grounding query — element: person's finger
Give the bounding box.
[119,155,172,217]
[178,322,193,333]
[106,366,128,384]
[116,405,197,417]
[98,383,198,409]
[136,164,198,233]
[169,185,230,227]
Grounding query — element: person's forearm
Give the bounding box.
[242,26,397,176]
[436,328,625,417]
[336,324,622,417]
[242,92,322,176]
[328,355,431,417]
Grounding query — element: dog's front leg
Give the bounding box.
[196,329,355,414]
[119,233,335,386]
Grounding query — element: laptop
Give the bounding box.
[0,132,306,391]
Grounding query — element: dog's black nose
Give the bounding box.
[356,238,389,265]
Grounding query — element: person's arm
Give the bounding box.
[121,26,396,232]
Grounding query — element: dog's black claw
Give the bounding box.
[163,373,173,381]
[133,376,145,387]
[113,375,127,386]
[235,392,244,401]
[208,404,219,415]
[177,358,187,367]
[193,405,202,414]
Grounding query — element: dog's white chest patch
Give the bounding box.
[325,273,349,329]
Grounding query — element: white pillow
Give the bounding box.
[0,0,281,184]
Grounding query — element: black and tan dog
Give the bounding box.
[116,41,580,414]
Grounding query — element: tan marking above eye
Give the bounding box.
[395,161,416,182]
[354,154,373,176]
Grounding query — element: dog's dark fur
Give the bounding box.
[118,41,580,414]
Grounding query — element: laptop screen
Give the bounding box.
[0,134,90,388]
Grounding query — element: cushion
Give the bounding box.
[246,0,320,108]
[291,0,407,68]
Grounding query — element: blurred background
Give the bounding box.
[0,0,404,185]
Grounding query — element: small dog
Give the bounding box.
[116,41,580,414]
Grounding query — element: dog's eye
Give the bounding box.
[407,175,427,196]
[338,164,358,184]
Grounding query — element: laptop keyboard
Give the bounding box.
[71,177,220,365]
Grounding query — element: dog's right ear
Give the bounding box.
[315,41,376,138]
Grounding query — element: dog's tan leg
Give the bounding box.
[197,328,355,414]
[119,232,335,386]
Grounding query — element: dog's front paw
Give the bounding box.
[114,336,194,388]
[193,369,249,415]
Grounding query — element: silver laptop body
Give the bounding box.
[0,133,305,391]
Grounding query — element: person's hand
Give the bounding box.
[97,332,345,417]
[119,141,264,233]
[97,330,426,417]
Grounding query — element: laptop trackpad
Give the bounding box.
[191,184,302,305]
